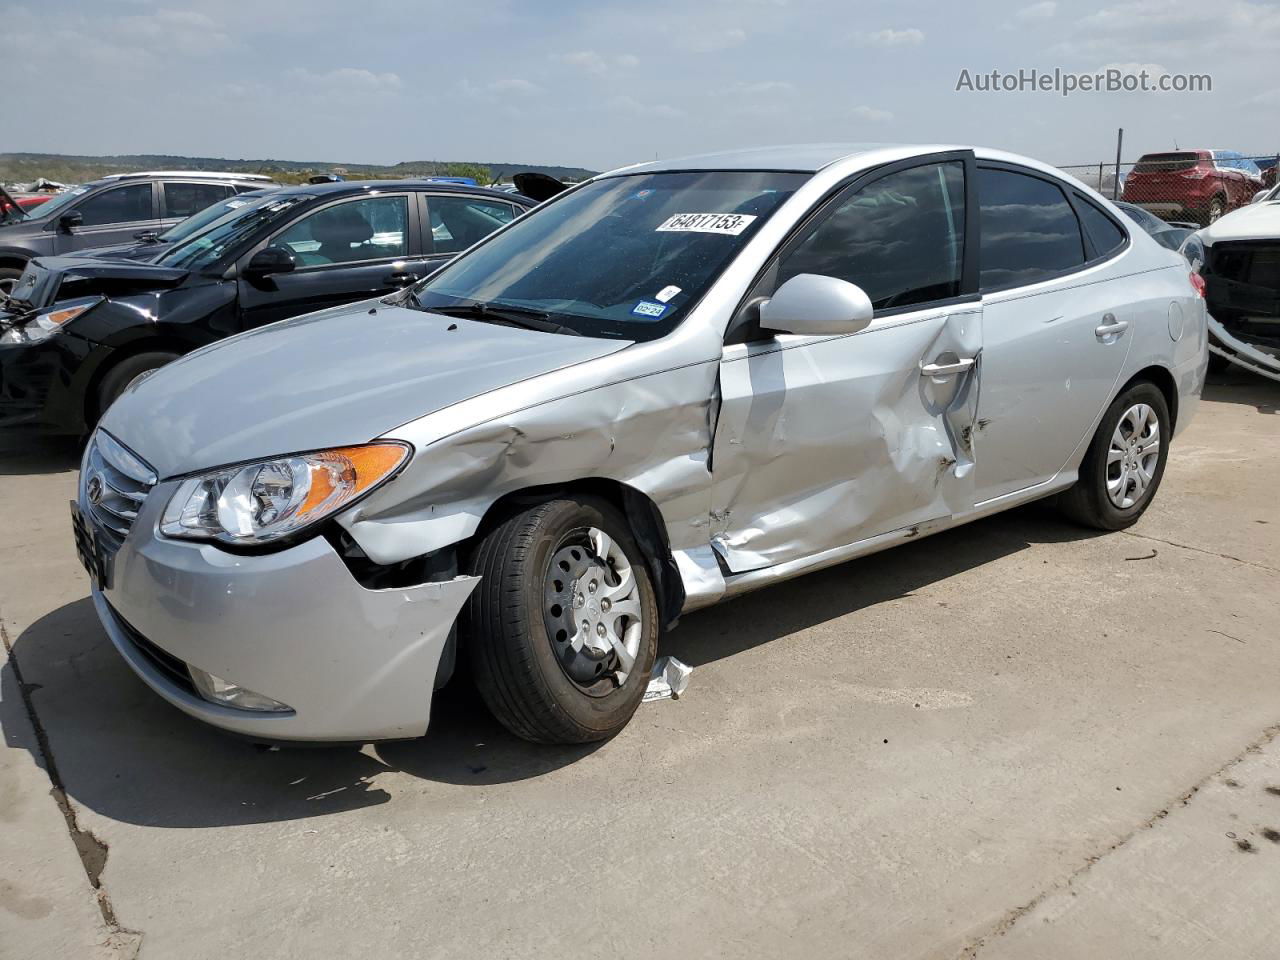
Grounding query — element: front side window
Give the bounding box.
[429,196,516,254]
[274,196,408,266]
[163,182,233,219]
[776,161,965,310]
[978,168,1085,290]
[75,183,153,226]
[409,171,806,340]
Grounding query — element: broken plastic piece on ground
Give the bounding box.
[643,656,693,702]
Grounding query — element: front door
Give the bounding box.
[237,193,431,329]
[710,154,982,572]
[54,182,160,253]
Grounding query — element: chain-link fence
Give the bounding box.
[1058,152,1279,227]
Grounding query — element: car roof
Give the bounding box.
[99,171,276,182]
[265,179,536,205]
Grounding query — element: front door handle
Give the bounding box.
[1095,314,1129,340]
[920,357,976,378]
[383,271,420,286]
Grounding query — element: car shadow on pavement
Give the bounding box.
[1202,373,1278,415]
[4,503,1100,829]
[0,436,82,475]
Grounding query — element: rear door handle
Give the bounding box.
[1095,314,1129,340]
[920,357,976,378]
[383,271,419,286]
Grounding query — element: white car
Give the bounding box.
[77,144,1207,746]
[1182,186,1280,381]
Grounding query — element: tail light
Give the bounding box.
[1181,164,1211,180]
[1189,272,1206,298]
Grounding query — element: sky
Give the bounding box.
[5,0,1278,172]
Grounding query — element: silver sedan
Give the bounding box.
[76,144,1207,744]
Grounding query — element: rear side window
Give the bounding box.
[428,196,517,255]
[777,161,966,310]
[75,183,153,226]
[1074,198,1126,258]
[1133,153,1199,174]
[163,182,233,219]
[978,168,1084,290]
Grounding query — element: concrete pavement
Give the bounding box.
[1,373,1278,959]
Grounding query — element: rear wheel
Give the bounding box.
[94,351,179,423]
[1206,195,1227,224]
[464,496,659,744]
[1058,382,1170,530]
[0,267,23,297]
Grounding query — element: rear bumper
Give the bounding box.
[91,483,480,741]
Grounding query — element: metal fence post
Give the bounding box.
[1113,128,1123,200]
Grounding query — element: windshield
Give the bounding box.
[158,191,275,244]
[16,185,90,222]
[408,171,808,340]
[155,195,310,270]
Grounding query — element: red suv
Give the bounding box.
[1122,150,1264,225]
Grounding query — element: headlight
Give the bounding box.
[1178,233,1206,273]
[0,298,101,344]
[160,442,411,546]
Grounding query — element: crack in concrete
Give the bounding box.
[1119,529,1280,575]
[0,618,143,957]
[957,723,1280,958]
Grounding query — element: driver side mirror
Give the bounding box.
[759,273,874,337]
[244,245,297,279]
[58,212,83,234]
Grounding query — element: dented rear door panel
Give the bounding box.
[708,304,982,572]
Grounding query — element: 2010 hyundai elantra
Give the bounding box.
[72,144,1207,745]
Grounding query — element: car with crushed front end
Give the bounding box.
[74,144,1207,746]
[0,180,534,436]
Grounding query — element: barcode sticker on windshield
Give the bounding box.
[655,213,757,236]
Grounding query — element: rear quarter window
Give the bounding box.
[1074,198,1127,258]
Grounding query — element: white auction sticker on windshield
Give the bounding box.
[655,213,757,236]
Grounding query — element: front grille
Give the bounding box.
[83,431,156,542]
[1209,242,1280,293]
[110,603,198,696]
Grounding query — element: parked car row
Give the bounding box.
[0,177,536,434]
[19,144,1205,749]
[1121,149,1266,226]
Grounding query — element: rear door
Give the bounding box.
[53,182,160,253]
[710,152,982,571]
[158,181,236,233]
[972,165,1134,504]
[236,191,429,328]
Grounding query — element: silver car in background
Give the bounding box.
[74,144,1207,745]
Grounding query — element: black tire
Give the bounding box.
[1205,195,1227,225]
[464,496,659,744]
[1058,382,1171,531]
[0,266,23,297]
[94,351,179,422]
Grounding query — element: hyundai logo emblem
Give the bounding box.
[86,474,104,506]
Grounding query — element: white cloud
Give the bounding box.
[1016,1,1057,20]
[288,67,402,92]
[610,96,685,119]
[675,26,747,53]
[854,27,924,47]
[851,104,894,122]
[1061,0,1280,58]
[615,53,640,68]
[554,50,608,74]
[733,80,794,95]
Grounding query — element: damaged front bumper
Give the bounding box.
[1208,314,1280,382]
[92,482,479,741]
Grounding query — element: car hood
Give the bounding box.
[3,256,188,312]
[74,241,166,263]
[100,300,633,478]
[1201,201,1280,245]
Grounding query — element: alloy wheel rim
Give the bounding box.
[1106,403,1161,509]
[543,526,643,695]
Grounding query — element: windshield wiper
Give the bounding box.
[429,301,582,336]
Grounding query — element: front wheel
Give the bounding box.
[1058,382,1170,530]
[0,266,23,298]
[94,351,179,423]
[464,496,659,744]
